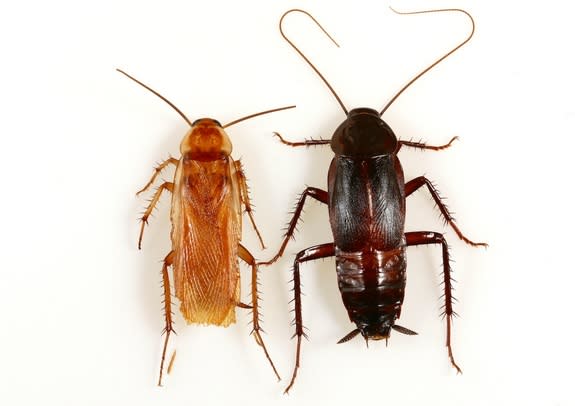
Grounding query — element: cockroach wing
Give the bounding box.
[170,157,242,326]
[327,155,406,251]
[369,155,406,247]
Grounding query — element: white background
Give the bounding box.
[1,0,574,405]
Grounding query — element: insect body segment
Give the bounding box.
[119,69,293,385]
[181,118,232,160]
[335,247,408,341]
[331,108,398,157]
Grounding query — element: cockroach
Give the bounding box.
[261,8,487,392]
[118,69,295,385]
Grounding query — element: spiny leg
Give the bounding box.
[285,243,335,394]
[236,302,252,309]
[397,136,458,152]
[138,182,173,249]
[405,176,487,247]
[273,132,331,147]
[158,250,175,386]
[235,160,266,249]
[166,350,177,375]
[237,244,280,380]
[137,157,178,195]
[260,187,328,266]
[405,231,461,374]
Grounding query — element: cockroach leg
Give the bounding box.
[136,158,179,196]
[237,244,280,381]
[405,231,462,374]
[285,243,335,394]
[273,132,331,147]
[261,187,329,266]
[235,160,266,249]
[158,250,175,386]
[397,136,458,152]
[167,350,177,375]
[236,302,253,309]
[405,176,487,248]
[138,182,174,250]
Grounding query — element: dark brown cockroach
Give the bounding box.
[261,8,487,392]
[118,69,295,385]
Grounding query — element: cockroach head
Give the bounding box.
[181,118,232,160]
[331,108,397,157]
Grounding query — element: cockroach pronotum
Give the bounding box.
[261,8,487,392]
[118,69,295,385]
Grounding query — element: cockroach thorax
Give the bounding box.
[181,118,232,161]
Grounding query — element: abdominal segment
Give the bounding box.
[336,247,407,335]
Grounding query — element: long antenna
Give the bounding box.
[379,8,475,116]
[117,69,193,127]
[223,105,296,128]
[280,9,348,115]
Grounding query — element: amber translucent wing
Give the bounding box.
[170,157,241,326]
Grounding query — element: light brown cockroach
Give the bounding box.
[118,69,294,385]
